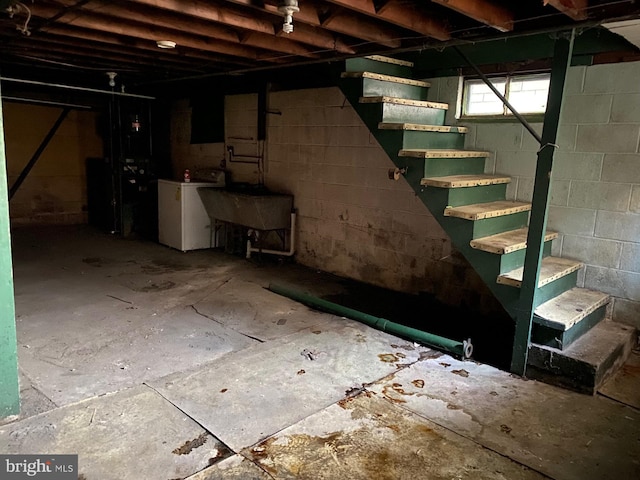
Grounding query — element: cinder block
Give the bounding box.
[583,62,640,94]
[621,242,640,273]
[474,123,523,151]
[560,94,612,124]
[562,235,622,268]
[595,211,640,242]
[564,66,586,94]
[611,297,640,328]
[495,150,537,177]
[518,123,544,152]
[602,154,640,183]
[632,186,640,213]
[553,152,603,181]
[576,124,640,153]
[548,206,596,236]
[584,265,640,302]
[610,93,640,123]
[568,181,632,212]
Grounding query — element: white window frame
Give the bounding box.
[460,73,551,119]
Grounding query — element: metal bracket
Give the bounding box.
[388,166,408,181]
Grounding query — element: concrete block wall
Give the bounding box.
[428,61,640,328]
[260,87,500,312]
[170,99,225,180]
[4,102,103,226]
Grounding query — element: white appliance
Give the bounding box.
[157,179,224,251]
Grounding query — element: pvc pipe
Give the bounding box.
[268,283,473,359]
[246,212,296,259]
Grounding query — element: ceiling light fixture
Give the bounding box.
[156,40,176,49]
[277,0,299,34]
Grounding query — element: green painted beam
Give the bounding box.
[0,85,20,418]
[511,31,575,377]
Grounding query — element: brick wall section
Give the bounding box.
[262,87,500,313]
[428,61,640,328]
[5,103,103,225]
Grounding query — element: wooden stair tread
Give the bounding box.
[399,149,490,158]
[359,96,448,110]
[534,288,610,331]
[378,122,468,133]
[444,200,531,220]
[421,174,510,188]
[341,71,430,88]
[470,228,559,254]
[364,55,413,67]
[497,256,583,288]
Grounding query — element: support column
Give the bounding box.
[0,85,20,417]
[511,30,575,376]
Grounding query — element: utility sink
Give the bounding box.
[198,187,293,230]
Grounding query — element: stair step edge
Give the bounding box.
[364,55,413,67]
[497,256,583,288]
[421,174,510,188]
[341,71,430,88]
[360,96,449,110]
[399,149,490,158]
[470,228,559,254]
[444,200,531,220]
[534,288,611,331]
[379,122,469,133]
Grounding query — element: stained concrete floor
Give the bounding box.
[1,225,639,479]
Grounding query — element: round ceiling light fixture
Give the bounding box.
[156,40,177,49]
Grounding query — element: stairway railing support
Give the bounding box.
[511,30,575,376]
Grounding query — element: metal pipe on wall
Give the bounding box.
[0,77,155,100]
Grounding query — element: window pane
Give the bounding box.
[508,75,550,114]
[464,78,506,115]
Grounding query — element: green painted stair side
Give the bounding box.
[425,157,486,177]
[376,129,465,150]
[340,75,430,101]
[532,304,608,350]
[357,99,448,125]
[345,56,413,77]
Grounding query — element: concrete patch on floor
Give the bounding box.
[185,454,272,480]
[599,349,640,409]
[148,321,434,452]
[17,305,256,406]
[0,385,231,479]
[241,391,546,480]
[369,355,640,480]
[192,278,336,341]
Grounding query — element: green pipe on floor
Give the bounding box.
[268,283,473,359]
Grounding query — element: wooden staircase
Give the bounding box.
[338,55,637,394]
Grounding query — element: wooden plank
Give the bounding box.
[359,96,448,109]
[400,149,489,158]
[535,288,610,330]
[497,256,583,288]
[378,123,468,133]
[444,200,531,220]
[470,228,558,254]
[421,174,510,188]
[364,55,413,67]
[432,0,514,32]
[341,71,431,87]
[543,0,588,21]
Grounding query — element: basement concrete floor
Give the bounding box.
[1,225,639,480]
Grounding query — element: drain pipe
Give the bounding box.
[246,213,296,259]
[268,283,473,359]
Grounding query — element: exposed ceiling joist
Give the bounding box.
[431,0,514,32]
[544,0,589,21]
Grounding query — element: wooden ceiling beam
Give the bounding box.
[325,0,450,40]
[431,0,514,32]
[31,3,271,61]
[49,0,319,59]
[41,24,256,68]
[320,10,402,48]
[543,0,588,21]
[277,24,356,54]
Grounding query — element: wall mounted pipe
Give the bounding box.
[247,213,296,258]
[268,283,473,359]
[0,77,155,99]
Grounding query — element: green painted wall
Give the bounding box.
[0,89,20,418]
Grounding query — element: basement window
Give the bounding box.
[461,73,550,119]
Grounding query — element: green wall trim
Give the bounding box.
[0,86,20,418]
